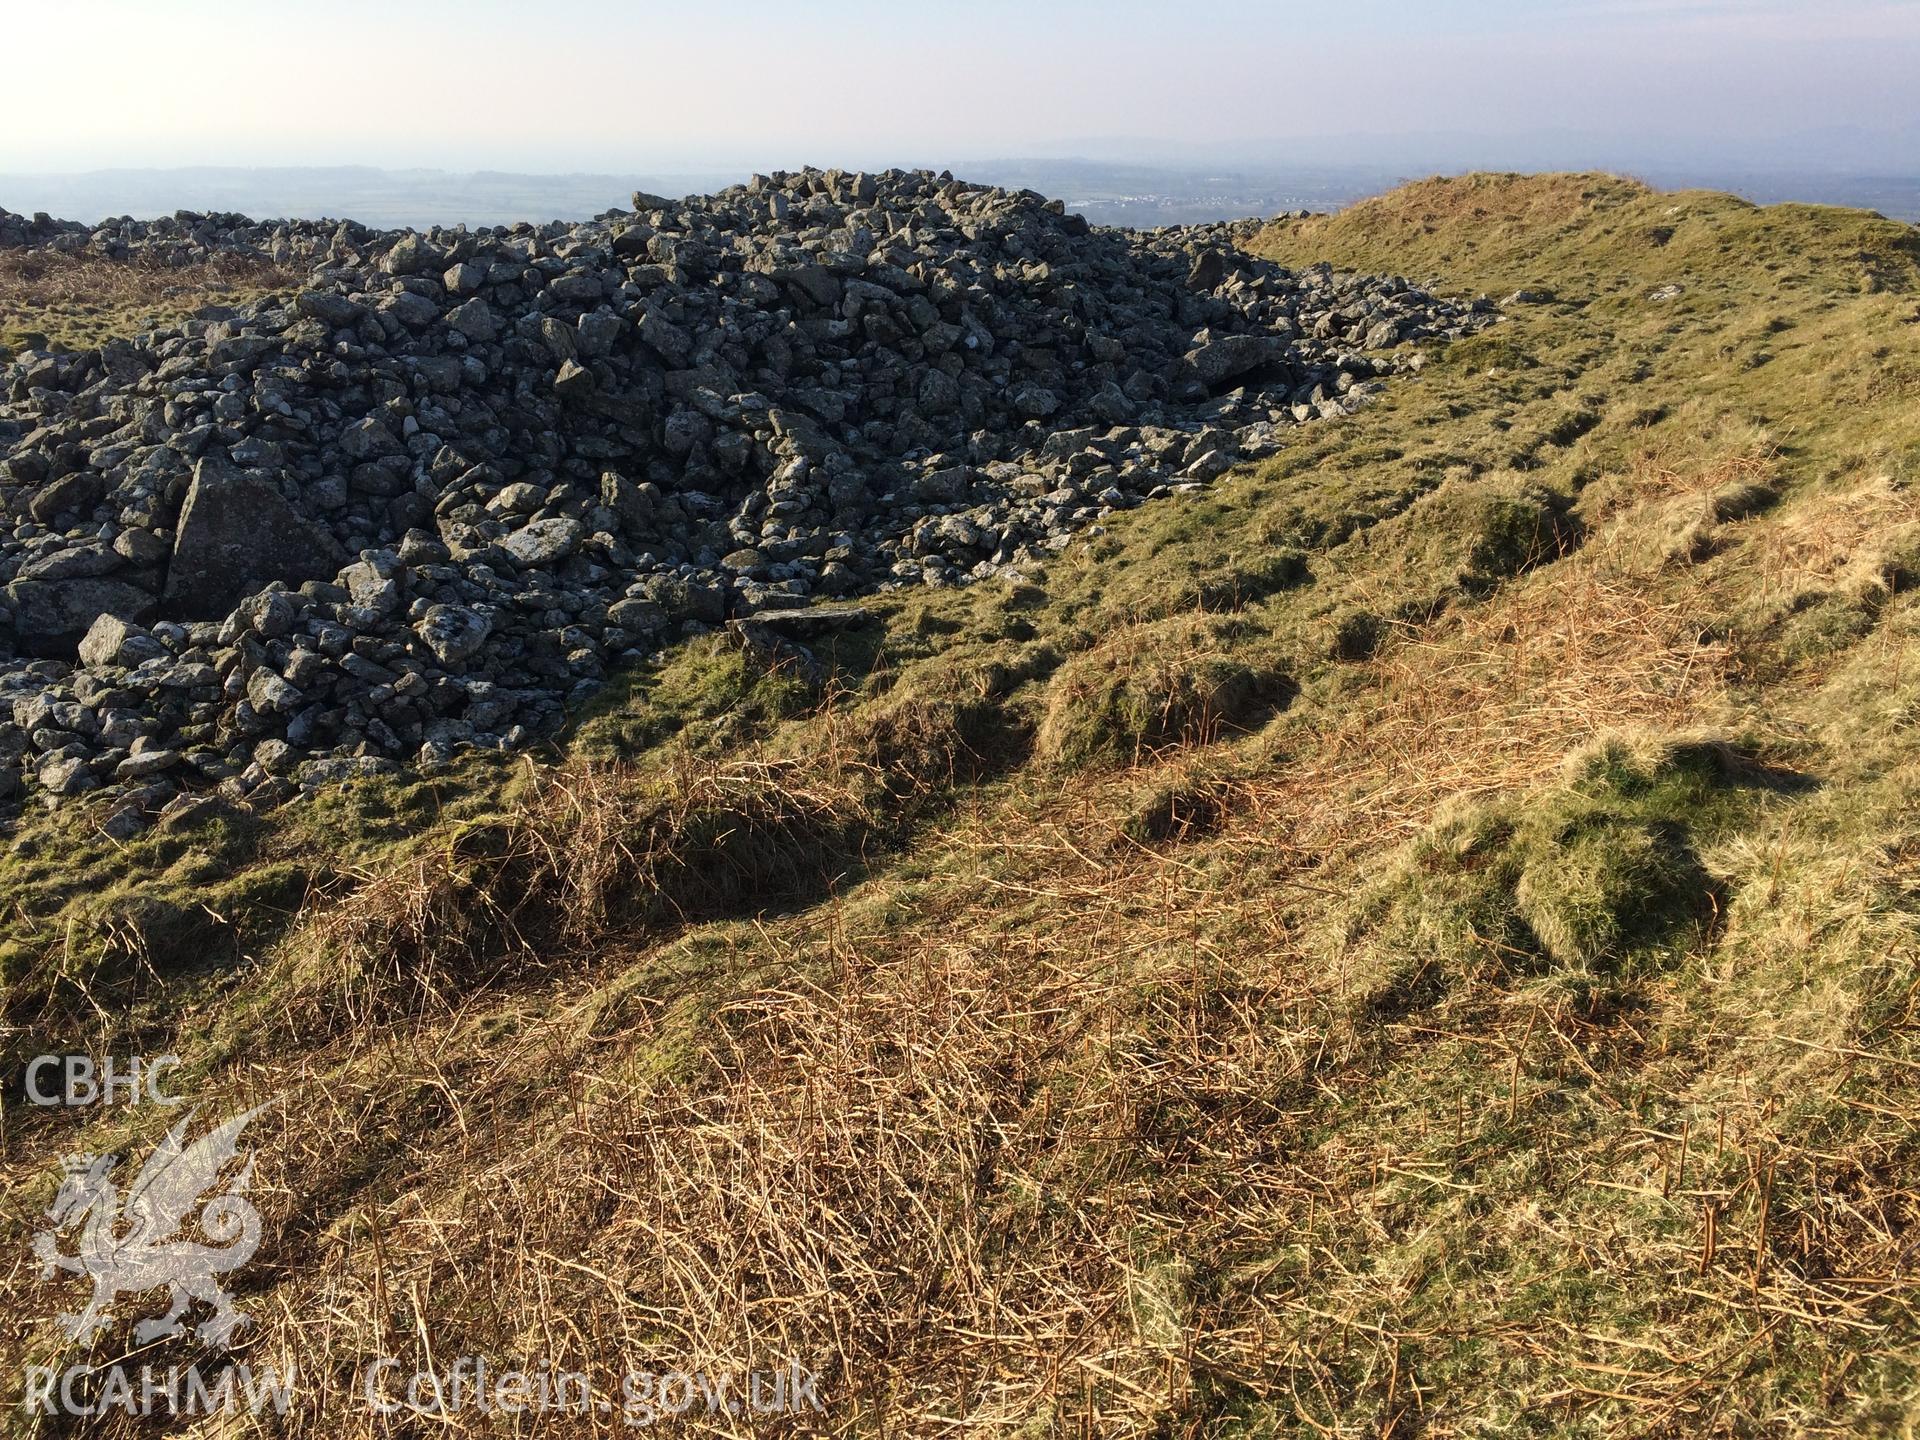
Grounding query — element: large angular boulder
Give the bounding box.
[5,578,158,657]
[294,289,366,327]
[163,457,343,619]
[16,543,122,581]
[28,472,105,524]
[1185,334,1290,388]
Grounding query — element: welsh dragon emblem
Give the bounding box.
[32,1104,270,1349]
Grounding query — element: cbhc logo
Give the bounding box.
[20,1055,184,1107]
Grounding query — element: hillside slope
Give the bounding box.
[5,173,1920,1436]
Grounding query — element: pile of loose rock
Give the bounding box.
[0,168,1497,830]
[0,204,374,270]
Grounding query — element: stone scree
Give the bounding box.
[0,168,1499,832]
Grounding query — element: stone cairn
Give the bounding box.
[0,169,1497,832]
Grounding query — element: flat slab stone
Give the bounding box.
[729,604,875,640]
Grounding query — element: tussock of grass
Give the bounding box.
[1342,733,1758,1012]
[271,761,861,1034]
[1119,766,1235,845]
[1156,543,1312,617]
[1036,621,1291,766]
[261,667,1038,1039]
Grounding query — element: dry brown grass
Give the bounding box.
[282,754,878,1038]
[0,249,297,350]
[272,674,1026,1043]
[1347,171,1644,230]
[1262,469,1745,856]
[228,789,1314,1437]
[197,451,1766,1437]
[1748,473,1920,607]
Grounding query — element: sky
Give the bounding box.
[7,0,1920,174]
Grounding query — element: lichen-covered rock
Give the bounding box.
[415,605,491,666]
[77,614,167,669]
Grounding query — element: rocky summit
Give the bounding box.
[0,168,1493,828]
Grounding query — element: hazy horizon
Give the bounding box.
[6,158,1920,232]
[6,3,1920,228]
[7,1,1920,178]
